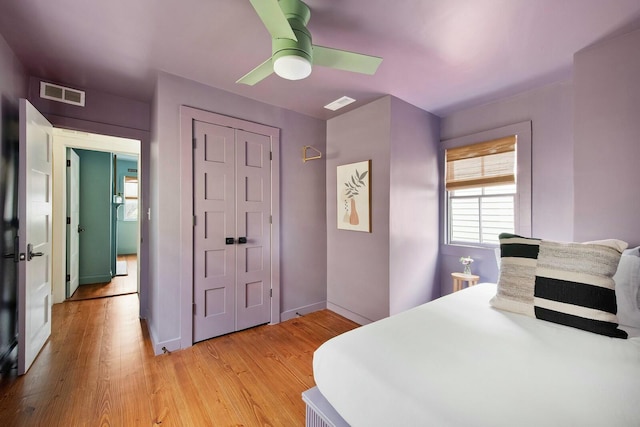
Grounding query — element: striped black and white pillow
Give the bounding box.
[491,233,628,339]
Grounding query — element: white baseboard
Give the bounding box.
[280,301,326,322]
[148,324,182,355]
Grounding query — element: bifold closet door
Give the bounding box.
[193,121,236,342]
[235,130,271,331]
[193,121,272,343]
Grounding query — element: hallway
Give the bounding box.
[68,254,137,301]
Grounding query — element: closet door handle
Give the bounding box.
[225,237,235,245]
[238,237,247,244]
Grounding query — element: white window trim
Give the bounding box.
[441,121,531,253]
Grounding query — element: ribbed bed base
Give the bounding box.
[302,387,349,427]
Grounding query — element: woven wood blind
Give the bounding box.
[445,135,516,191]
[124,176,138,199]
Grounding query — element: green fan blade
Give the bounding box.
[249,0,297,41]
[312,45,382,75]
[236,58,274,85]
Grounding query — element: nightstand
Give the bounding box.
[451,272,480,292]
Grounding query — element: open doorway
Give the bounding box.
[51,128,141,306]
[66,149,139,301]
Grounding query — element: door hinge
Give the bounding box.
[270,288,273,298]
[270,215,272,224]
[193,303,196,315]
[66,217,71,225]
[270,151,272,161]
[193,138,197,149]
[66,274,70,282]
[66,159,71,167]
[193,215,197,227]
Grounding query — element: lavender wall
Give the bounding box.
[326,96,441,323]
[573,29,640,247]
[439,81,574,295]
[389,97,440,314]
[326,97,392,324]
[150,72,327,351]
[0,32,26,368]
[0,35,25,101]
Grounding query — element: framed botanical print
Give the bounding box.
[337,160,371,232]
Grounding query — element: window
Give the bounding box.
[448,184,516,245]
[123,176,138,221]
[442,121,531,248]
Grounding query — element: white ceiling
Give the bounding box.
[1,0,639,119]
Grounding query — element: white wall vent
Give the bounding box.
[40,81,85,107]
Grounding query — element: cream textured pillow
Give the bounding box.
[491,233,628,339]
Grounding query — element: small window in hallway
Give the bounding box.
[124,176,138,221]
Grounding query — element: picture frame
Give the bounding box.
[337,160,371,232]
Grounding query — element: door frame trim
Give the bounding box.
[179,106,281,348]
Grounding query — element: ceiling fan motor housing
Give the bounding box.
[238,0,382,84]
[271,0,313,80]
[272,21,312,63]
[272,0,312,63]
[279,0,310,26]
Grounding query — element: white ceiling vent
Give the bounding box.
[40,81,85,107]
[324,96,356,111]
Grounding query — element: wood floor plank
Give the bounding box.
[186,342,241,423]
[0,294,358,426]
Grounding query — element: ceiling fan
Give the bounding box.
[237,0,383,85]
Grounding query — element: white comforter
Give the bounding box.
[313,283,640,426]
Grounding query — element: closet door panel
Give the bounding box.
[236,130,272,331]
[193,121,236,342]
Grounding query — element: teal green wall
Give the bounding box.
[77,149,112,284]
[116,158,138,255]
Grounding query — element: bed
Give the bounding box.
[305,237,640,426]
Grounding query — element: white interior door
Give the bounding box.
[18,99,53,375]
[66,148,80,298]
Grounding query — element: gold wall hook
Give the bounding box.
[302,145,322,162]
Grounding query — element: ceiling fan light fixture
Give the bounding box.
[273,54,312,80]
[238,0,382,85]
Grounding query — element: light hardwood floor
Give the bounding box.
[0,295,358,426]
[69,255,138,301]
